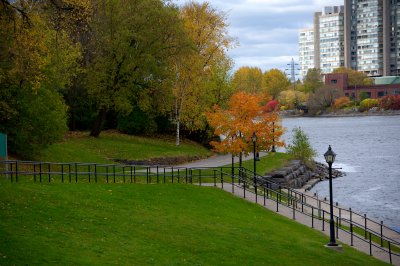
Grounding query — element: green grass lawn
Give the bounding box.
[33,131,212,163]
[0,182,387,265]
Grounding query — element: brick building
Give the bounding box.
[325,73,400,100]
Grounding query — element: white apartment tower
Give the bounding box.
[299,28,315,77]
[300,1,400,77]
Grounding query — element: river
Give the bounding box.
[281,115,400,231]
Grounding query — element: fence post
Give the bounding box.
[322,210,325,231]
[171,167,174,184]
[122,166,125,183]
[68,164,71,183]
[95,164,98,183]
[388,242,392,264]
[350,208,353,246]
[380,221,383,247]
[34,163,38,183]
[312,207,314,228]
[61,164,64,183]
[336,216,339,239]
[134,166,136,184]
[88,165,91,183]
[276,192,279,212]
[15,161,18,183]
[48,163,51,183]
[113,165,116,183]
[106,165,108,184]
[364,214,367,239]
[213,169,216,187]
[158,166,160,184]
[263,187,266,206]
[369,232,372,256]
[75,163,78,183]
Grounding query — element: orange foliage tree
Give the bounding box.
[206,91,284,168]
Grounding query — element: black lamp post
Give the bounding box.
[252,132,258,201]
[271,122,276,152]
[324,145,338,247]
[252,132,257,175]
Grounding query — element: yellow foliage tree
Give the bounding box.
[231,66,263,93]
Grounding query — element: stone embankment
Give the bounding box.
[258,160,344,190]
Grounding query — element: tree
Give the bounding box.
[286,127,317,167]
[302,68,323,93]
[278,89,308,110]
[0,1,79,157]
[231,66,263,93]
[206,92,284,168]
[262,69,291,99]
[332,67,373,86]
[172,1,235,145]
[307,86,342,115]
[86,0,188,137]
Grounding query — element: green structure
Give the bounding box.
[374,76,400,85]
[0,133,7,158]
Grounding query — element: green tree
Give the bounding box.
[302,68,323,93]
[262,69,291,99]
[286,127,317,166]
[0,1,79,157]
[86,0,187,137]
[332,67,373,86]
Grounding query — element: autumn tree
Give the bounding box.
[231,66,263,93]
[172,1,235,145]
[332,67,373,86]
[278,89,308,110]
[207,92,284,170]
[262,69,291,99]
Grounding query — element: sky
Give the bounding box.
[174,0,344,75]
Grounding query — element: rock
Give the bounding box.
[259,160,345,189]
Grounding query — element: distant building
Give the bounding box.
[325,73,400,100]
[300,1,400,77]
[299,28,315,77]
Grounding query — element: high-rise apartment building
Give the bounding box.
[299,28,315,77]
[300,1,400,77]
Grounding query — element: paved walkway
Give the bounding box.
[176,153,266,168]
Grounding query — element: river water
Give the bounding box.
[281,115,400,231]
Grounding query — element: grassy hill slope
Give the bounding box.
[0,182,386,265]
[33,131,212,163]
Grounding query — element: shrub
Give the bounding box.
[334,96,352,109]
[379,95,400,110]
[286,127,317,167]
[359,98,379,112]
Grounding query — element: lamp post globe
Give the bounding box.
[324,145,338,247]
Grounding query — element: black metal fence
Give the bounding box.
[1,159,399,264]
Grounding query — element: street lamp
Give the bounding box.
[324,145,338,247]
[252,132,258,202]
[271,122,276,152]
[252,132,257,174]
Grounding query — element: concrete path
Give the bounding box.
[175,152,266,168]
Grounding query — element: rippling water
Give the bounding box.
[282,116,400,231]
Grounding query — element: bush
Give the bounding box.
[334,96,352,109]
[286,127,317,167]
[359,98,379,112]
[2,87,68,158]
[379,95,400,110]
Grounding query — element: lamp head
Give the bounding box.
[251,132,257,143]
[324,145,336,164]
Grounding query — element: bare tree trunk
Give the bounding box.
[176,119,180,146]
[90,107,107,137]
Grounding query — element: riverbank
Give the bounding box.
[280,109,400,118]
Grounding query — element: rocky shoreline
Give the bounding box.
[258,160,345,190]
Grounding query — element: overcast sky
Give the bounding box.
[174,0,344,75]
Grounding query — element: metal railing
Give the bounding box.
[1,159,399,264]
